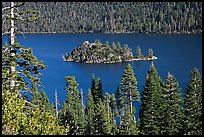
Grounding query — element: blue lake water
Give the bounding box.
[2,33,202,121]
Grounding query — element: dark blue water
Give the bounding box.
[2,33,202,122]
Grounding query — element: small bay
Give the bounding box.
[2,33,202,121]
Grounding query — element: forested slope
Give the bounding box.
[2,2,202,34]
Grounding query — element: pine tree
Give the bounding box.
[95,78,103,102]
[59,76,85,135]
[110,93,119,135]
[119,63,140,135]
[139,62,163,135]
[115,86,124,111]
[91,74,103,103]
[85,89,95,135]
[115,85,124,127]
[93,99,103,135]
[148,48,153,58]
[112,42,117,51]
[110,93,117,125]
[120,63,140,114]
[136,46,142,58]
[160,72,184,135]
[105,40,109,46]
[91,73,96,102]
[2,2,65,135]
[183,68,202,135]
[101,92,112,135]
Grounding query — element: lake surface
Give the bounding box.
[2,33,202,121]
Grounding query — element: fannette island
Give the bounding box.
[63,40,157,64]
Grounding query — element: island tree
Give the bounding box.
[136,46,143,58]
[148,48,153,58]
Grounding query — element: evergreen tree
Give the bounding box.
[105,40,109,46]
[93,99,103,135]
[148,48,153,58]
[139,62,163,135]
[160,72,184,135]
[110,93,117,125]
[110,93,119,135]
[95,78,103,102]
[115,85,124,130]
[136,46,142,58]
[112,42,117,51]
[59,76,85,135]
[119,63,140,135]
[120,63,140,113]
[91,74,103,103]
[91,73,96,102]
[59,102,70,132]
[2,2,65,135]
[101,92,112,135]
[85,89,95,135]
[117,41,123,52]
[183,68,202,135]
[115,85,124,114]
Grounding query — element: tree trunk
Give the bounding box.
[54,90,59,117]
[130,95,133,114]
[10,2,15,91]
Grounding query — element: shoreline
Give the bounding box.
[63,56,158,64]
[3,30,202,35]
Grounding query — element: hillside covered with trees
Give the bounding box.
[2,2,202,34]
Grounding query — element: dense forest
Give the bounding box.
[2,2,202,34]
[2,2,202,135]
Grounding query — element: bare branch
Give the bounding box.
[2,2,25,11]
[2,6,11,11]
[2,32,10,36]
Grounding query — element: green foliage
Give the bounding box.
[139,62,163,135]
[93,99,103,135]
[66,40,134,63]
[136,46,142,58]
[2,2,202,34]
[59,76,85,135]
[2,42,46,93]
[105,40,109,47]
[2,42,65,135]
[101,92,112,135]
[183,68,202,135]
[148,48,153,58]
[85,89,95,135]
[160,72,184,135]
[120,64,140,103]
[112,42,117,51]
[95,78,103,102]
[91,74,103,103]
[118,64,140,135]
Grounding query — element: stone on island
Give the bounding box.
[63,40,157,64]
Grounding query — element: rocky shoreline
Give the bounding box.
[63,55,158,64]
[63,40,158,64]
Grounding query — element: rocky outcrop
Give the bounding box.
[63,41,157,63]
[63,41,133,63]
